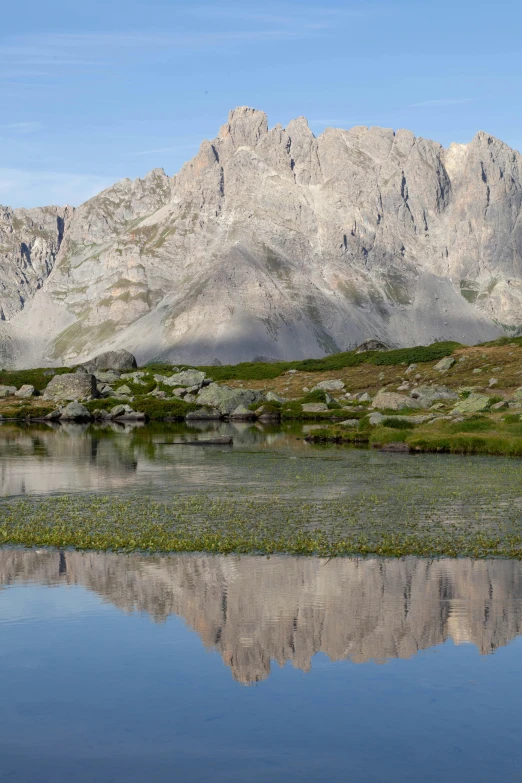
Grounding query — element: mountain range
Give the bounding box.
[2,106,522,368]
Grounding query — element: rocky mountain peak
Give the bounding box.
[2,107,522,367]
[219,106,269,149]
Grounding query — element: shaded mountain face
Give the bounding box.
[2,550,522,684]
[2,107,522,367]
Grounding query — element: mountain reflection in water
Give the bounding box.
[2,550,521,684]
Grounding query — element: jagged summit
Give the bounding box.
[1,107,522,368]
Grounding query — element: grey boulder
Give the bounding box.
[302,403,328,413]
[95,370,121,384]
[229,405,256,420]
[372,391,421,411]
[163,369,207,388]
[0,385,17,397]
[410,385,458,407]
[44,409,63,421]
[110,404,132,419]
[14,384,35,398]
[196,383,264,415]
[185,408,222,420]
[312,379,345,392]
[43,373,97,402]
[60,402,92,421]
[434,357,456,372]
[265,391,287,403]
[81,350,137,373]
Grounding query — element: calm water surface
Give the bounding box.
[1,550,522,782]
[1,422,522,781]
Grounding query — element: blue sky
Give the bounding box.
[1,0,520,207]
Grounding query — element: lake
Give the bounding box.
[1,420,522,557]
[1,549,522,782]
[0,421,521,781]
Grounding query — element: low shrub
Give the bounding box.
[185,341,463,382]
[84,398,121,413]
[0,403,55,420]
[0,367,71,393]
[407,433,522,456]
[370,341,461,366]
[302,389,330,403]
[449,417,494,433]
[124,377,157,396]
[382,418,416,429]
[132,396,199,420]
[141,362,177,375]
[85,395,200,420]
[197,361,294,381]
[304,426,370,444]
[479,336,522,348]
[281,402,336,421]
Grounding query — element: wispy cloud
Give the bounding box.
[410,97,485,108]
[0,168,112,208]
[187,5,365,26]
[0,6,359,72]
[0,121,43,133]
[128,144,199,156]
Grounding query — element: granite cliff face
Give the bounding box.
[2,550,522,684]
[2,108,522,367]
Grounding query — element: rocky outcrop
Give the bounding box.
[0,205,70,322]
[5,108,522,367]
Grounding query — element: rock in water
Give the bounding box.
[229,405,256,420]
[60,402,91,420]
[43,373,97,401]
[185,408,222,420]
